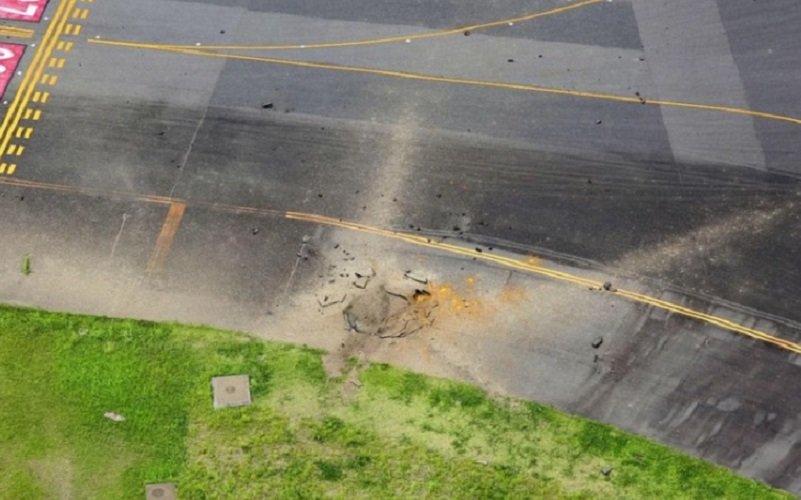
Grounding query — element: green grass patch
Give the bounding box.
[0,305,788,499]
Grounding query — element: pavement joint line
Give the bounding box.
[0,0,78,175]
[2,173,795,354]
[146,201,187,274]
[93,42,801,129]
[92,0,603,52]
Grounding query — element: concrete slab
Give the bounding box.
[211,375,252,409]
[145,483,177,500]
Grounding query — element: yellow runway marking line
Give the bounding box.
[146,201,187,273]
[0,174,799,355]
[0,176,175,204]
[32,109,41,120]
[95,42,801,128]
[94,0,603,52]
[282,211,801,355]
[0,0,76,169]
[56,40,74,52]
[0,26,35,39]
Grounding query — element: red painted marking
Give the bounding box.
[0,43,25,98]
[0,0,49,22]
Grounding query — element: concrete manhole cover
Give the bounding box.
[211,375,252,409]
[145,483,176,500]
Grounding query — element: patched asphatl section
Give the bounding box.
[211,375,252,409]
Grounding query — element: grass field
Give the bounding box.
[0,305,788,499]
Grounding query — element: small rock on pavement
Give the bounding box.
[600,465,613,476]
[352,274,371,289]
[103,411,125,422]
[602,281,613,291]
[403,270,428,284]
[591,336,603,349]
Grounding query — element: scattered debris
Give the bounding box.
[318,294,346,308]
[261,102,274,109]
[602,281,614,291]
[507,59,515,63]
[600,465,613,476]
[21,254,31,276]
[463,30,471,36]
[78,328,88,336]
[596,119,603,125]
[251,227,259,235]
[103,411,125,422]
[352,271,372,289]
[591,336,604,349]
[403,270,429,284]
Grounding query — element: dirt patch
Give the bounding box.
[28,456,74,500]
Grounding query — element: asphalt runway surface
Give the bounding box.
[1,0,801,493]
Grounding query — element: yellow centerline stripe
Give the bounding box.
[94,0,603,52]
[281,211,801,355]
[92,42,801,128]
[0,0,76,166]
[0,176,798,354]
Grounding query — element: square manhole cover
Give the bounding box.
[145,483,176,500]
[211,375,252,409]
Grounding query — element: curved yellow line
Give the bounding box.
[94,0,603,52]
[283,211,801,355]
[88,41,801,128]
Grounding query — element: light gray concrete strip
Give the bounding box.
[631,0,766,168]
